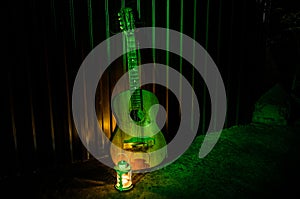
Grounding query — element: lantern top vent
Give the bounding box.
[115,160,131,171]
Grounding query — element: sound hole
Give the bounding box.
[130,109,145,122]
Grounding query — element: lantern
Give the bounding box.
[114,160,133,191]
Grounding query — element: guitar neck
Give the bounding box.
[125,32,142,109]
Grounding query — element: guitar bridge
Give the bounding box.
[123,137,155,152]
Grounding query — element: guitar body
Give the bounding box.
[110,7,167,171]
[110,89,167,171]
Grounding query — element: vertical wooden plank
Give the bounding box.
[191,0,197,132]
[213,0,223,130]
[152,0,156,93]
[201,0,210,134]
[69,0,77,47]
[8,74,19,172]
[27,70,38,164]
[165,0,170,133]
[224,0,235,128]
[45,48,56,164]
[63,41,74,163]
[87,0,94,49]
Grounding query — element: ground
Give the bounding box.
[2,121,300,199]
[2,84,300,198]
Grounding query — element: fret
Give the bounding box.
[129,81,139,86]
[131,98,141,103]
[130,97,141,101]
[128,65,138,71]
[128,67,138,70]
[130,97,141,102]
[128,61,138,67]
[129,75,139,80]
[129,83,139,87]
[127,36,136,44]
[128,58,137,63]
[127,50,137,57]
[129,72,139,77]
[129,80,139,83]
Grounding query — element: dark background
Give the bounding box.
[3,0,299,178]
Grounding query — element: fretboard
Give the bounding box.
[125,32,142,110]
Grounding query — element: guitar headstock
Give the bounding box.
[118,7,135,34]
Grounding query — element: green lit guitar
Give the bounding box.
[110,7,167,171]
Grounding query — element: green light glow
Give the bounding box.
[235,0,247,125]
[137,0,141,19]
[217,0,222,61]
[179,0,184,101]
[166,0,170,67]
[123,35,127,73]
[225,2,235,128]
[120,1,126,72]
[205,0,210,49]
[87,0,94,49]
[152,0,156,93]
[202,0,210,133]
[105,0,110,61]
[69,0,76,47]
[165,0,170,131]
[214,0,222,129]
[152,0,156,63]
[191,0,197,131]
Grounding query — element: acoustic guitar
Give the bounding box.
[110,7,167,171]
